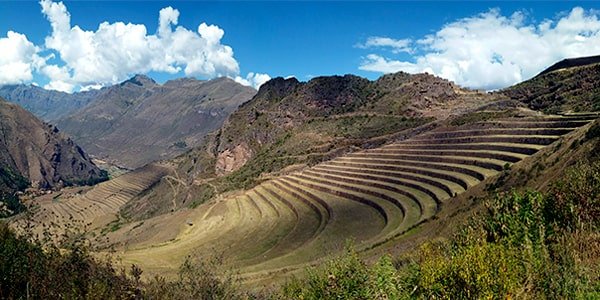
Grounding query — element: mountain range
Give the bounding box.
[3,55,600,297]
[0,84,101,122]
[2,75,256,169]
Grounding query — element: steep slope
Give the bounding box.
[0,84,101,121]
[118,72,491,221]
[502,57,600,113]
[0,98,107,216]
[211,72,487,176]
[57,75,256,168]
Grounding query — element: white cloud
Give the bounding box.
[234,72,271,89]
[357,36,412,54]
[40,64,73,92]
[0,31,42,85]
[80,84,103,92]
[38,0,242,92]
[359,7,600,90]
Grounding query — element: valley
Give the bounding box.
[2,1,600,297]
[2,57,600,297]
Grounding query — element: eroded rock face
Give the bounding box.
[215,143,252,175]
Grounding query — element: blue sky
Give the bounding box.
[1,1,599,92]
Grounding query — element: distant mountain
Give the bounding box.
[57,75,256,168]
[0,84,101,121]
[503,56,600,113]
[0,97,107,216]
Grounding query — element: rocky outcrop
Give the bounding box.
[215,143,252,175]
[211,72,464,175]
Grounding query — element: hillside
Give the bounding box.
[109,72,495,220]
[212,72,489,176]
[0,97,107,216]
[57,75,256,168]
[6,57,600,297]
[502,60,600,113]
[0,84,101,121]
[107,105,597,281]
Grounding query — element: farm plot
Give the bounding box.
[25,164,170,233]
[119,114,597,279]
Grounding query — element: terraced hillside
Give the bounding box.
[21,164,170,234]
[118,113,597,278]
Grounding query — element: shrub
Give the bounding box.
[280,246,401,300]
[144,255,244,300]
[545,161,600,232]
[0,222,139,299]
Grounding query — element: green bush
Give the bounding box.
[145,256,244,300]
[545,161,600,232]
[0,222,139,299]
[401,241,524,299]
[281,246,402,300]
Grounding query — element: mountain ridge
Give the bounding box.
[0,84,102,121]
[56,75,257,168]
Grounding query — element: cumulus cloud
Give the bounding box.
[37,0,247,92]
[234,72,271,89]
[0,31,43,85]
[356,36,412,54]
[40,64,73,92]
[359,7,600,90]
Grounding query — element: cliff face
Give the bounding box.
[0,97,107,191]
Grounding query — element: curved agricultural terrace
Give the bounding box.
[118,113,597,279]
[22,164,170,234]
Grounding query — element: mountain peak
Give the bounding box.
[120,74,157,87]
[255,77,301,101]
